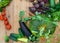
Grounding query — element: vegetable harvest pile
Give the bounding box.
[1,0,60,43]
[9,0,60,43]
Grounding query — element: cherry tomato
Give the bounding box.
[1,12,6,16]
[6,24,11,30]
[2,8,6,12]
[0,15,4,20]
[3,17,8,21]
[4,20,9,25]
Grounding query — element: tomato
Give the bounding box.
[6,24,11,30]
[1,12,6,16]
[3,17,8,21]
[2,8,6,12]
[0,15,4,20]
[4,20,9,25]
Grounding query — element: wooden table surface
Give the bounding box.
[0,0,60,43]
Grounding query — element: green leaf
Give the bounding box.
[39,27,45,36]
[24,17,30,21]
[0,0,11,8]
[35,11,39,15]
[0,8,2,12]
[31,16,36,20]
[29,35,36,42]
[19,10,25,17]
[18,28,24,37]
[46,39,50,43]
[51,11,60,21]
[19,10,25,21]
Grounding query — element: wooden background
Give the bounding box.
[0,0,60,43]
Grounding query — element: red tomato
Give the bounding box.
[4,20,9,25]
[0,15,4,20]
[3,17,8,21]
[2,8,6,12]
[6,24,11,30]
[1,12,6,16]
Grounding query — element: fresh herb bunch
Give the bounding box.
[0,0,11,8]
[22,13,58,43]
[28,0,60,42]
[23,9,60,42]
[9,0,60,43]
[51,11,60,21]
[29,14,57,36]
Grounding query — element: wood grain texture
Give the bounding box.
[0,0,60,43]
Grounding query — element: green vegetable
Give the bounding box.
[4,35,9,42]
[0,0,11,8]
[49,0,55,7]
[51,11,60,21]
[19,10,25,21]
[0,8,2,12]
[29,15,57,38]
[24,17,30,22]
[18,38,28,43]
[18,28,24,37]
[9,33,21,41]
